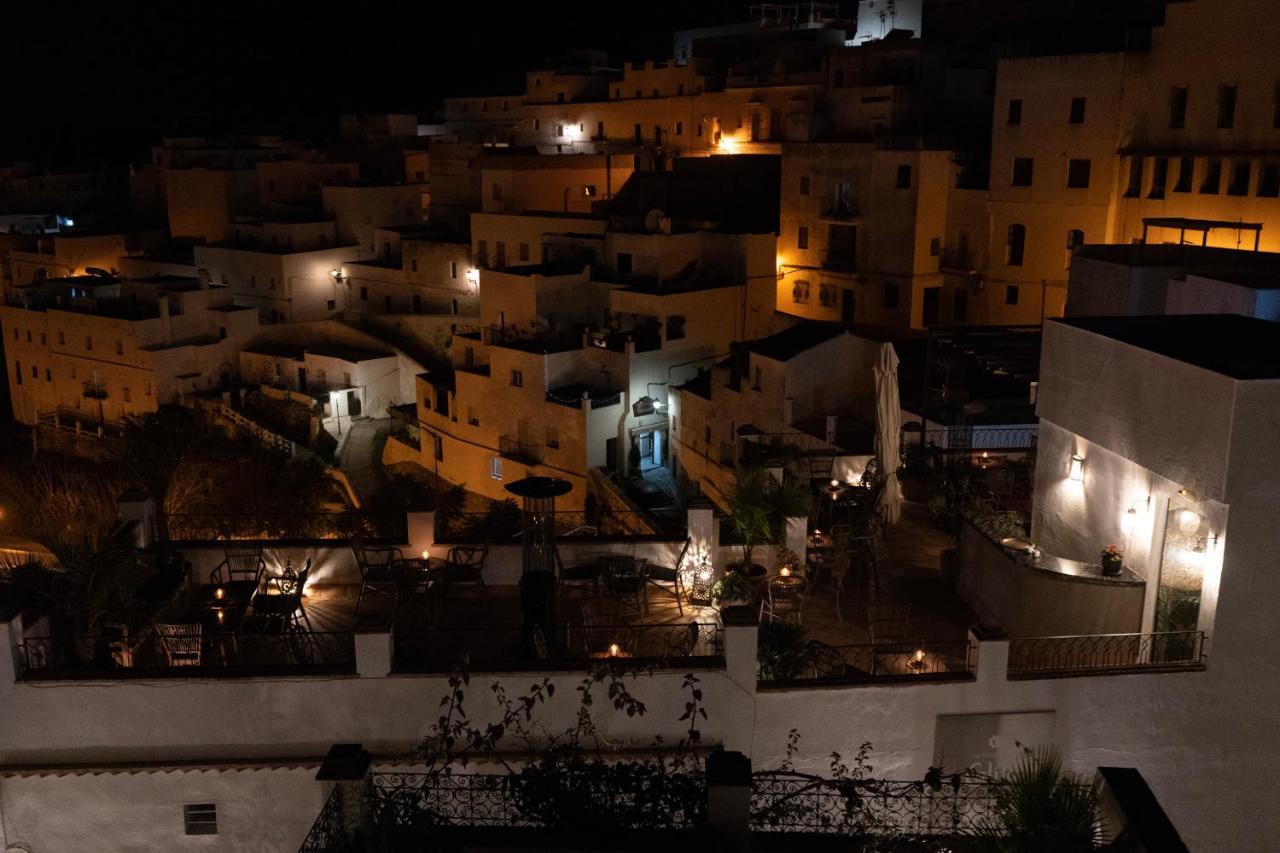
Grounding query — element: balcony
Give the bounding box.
[1007,631,1206,679]
[499,435,541,465]
[82,379,108,400]
[821,251,857,273]
[819,203,859,222]
[939,249,977,272]
[486,324,581,355]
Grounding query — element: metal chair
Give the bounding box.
[601,555,648,615]
[154,623,203,667]
[351,534,404,616]
[440,545,488,596]
[759,578,805,625]
[581,598,622,655]
[828,551,851,622]
[644,539,690,615]
[210,544,267,600]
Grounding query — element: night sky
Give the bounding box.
[5,1,747,167]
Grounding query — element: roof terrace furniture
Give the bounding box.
[580,597,622,656]
[154,622,203,667]
[601,555,648,615]
[760,575,806,625]
[352,534,404,616]
[210,544,267,601]
[247,560,312,634]
[644,538,690,615]
[439,545,488,596]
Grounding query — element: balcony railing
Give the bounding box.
[499,435,540,465]
[392,622,723,673]
[821,251,857,272]
[164,512,407,542]
[82,379,108,399]
[17,630,357,680]
[759,639,976,687]
[820,203,859,221]
[922,426,1038,453]
[1007,631,1206,679]
[298,787,345,853]
[436,508,683,542]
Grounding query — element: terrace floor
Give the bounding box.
[300,500,973,652]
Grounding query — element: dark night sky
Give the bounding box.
[5,1,748,167]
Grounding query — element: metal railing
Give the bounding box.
[298,786,344,853]
[1007,631,1206,678]
[498,435,540,465]
[752,772,1004,836]
[371,769,705,830]
[435,509,683,542]
[921,426,1038,452]
[392,622,723,673]
[17,630,357,680]
[165,512,407,542]
[486,324,581,354]
[759,640,976,686]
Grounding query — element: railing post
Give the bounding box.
[0,616,22,684]
[355,628,393,677]
[706,751,752,851]
[316,744,374,841]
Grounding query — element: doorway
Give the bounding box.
[347,390,362,418]
[922,287,941,326]
[841,289,855,325]
[297,367,307,392]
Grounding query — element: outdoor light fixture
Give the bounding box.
[465,267,480,286]
[421,549,430,560]
[607,643,621,658]
[908,648,927,672]
[329,268,346,283]
[1069,454,1085,481]
[689,556,714,605]
[780,566,792,578]
[1179,509,1201,534]
[830,479,839,487]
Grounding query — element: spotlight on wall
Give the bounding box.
[1179,508,1201,534]
[1069,453,1085,482]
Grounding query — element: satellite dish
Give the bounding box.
[643,208,667,233]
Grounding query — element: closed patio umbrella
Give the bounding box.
[874,342,903,527]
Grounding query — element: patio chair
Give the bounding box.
[644,539,690,615]
[600,555,647,616]
[759,577,805,625]
[581,598,622,656]
[440,545,488,596]
[154,622,203,667]
[828,551,851,622]
[867,603,911,645]
[558,546,604,597]
[210,544,267,600]
[351,534,404,616]
[248,560,313,633]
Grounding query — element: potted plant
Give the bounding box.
[711,571,754,609]
[1101,544,1123,576]
[725,466,811,576]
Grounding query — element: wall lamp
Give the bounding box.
[1069,453,1085,482]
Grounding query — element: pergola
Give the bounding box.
[1141,216,1263,251]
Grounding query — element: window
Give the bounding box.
[792,279,810,304]
[1006,285,1020,306]
[511,369,523,387]
[752,367,762,390]
[895,165,912,189]
[1259,163,1280,198]
[115,339,124,356]
[1274,82,1280,129]
[146,382,151,396]
[545,427,560,449]
[435,435,444,461]
[1011,157,1034,187]
[492,182,503,202]
[583,185,597,197]
[1067,159,1092,189]
[384,295,392,311]
[1068,97,1086,124]
[819,283,838,308]
[123,386,132,403]
[450,261,458,279]
[1200,159,1222,194]
[1174,156,1194,193]
[13,361,21,385]
[411,259,418,272]
[1125,157,1144,197]
[1148,157,1169,199]
[930,237,941,257]
[1169,86,1188,129]
[616,252,633,274]
[85,336,93,351]
[250,274,256,289]
[882,281,899,309]
[490,457,502,480]
[30,364,37,379]
[1217,85,1237,129]
[1066,229,1085,268]
[1007,99,1022,125]
[954,289,968,323]
[666,315,686,340]
[44,368,50,381]
[596,121,605,138]
[57,331,65,345]
[467,406,479,426]
[360,286,368,301]
[1006,224,1026,267]
[516,242,529,262]
[183,804,217,836]
[1228,161,1251,196]
[675,121,683,136]
[797,226,809,250]
[799,175,810,196]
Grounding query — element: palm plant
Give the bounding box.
[976,746,1102,853]
[725,466,812,571]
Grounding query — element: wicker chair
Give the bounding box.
[867,603,911,645]
[440,545,488,596]
[154,623,203,667]
[601,555,648,615]
[210,544,266,600]
[759,578,805,625]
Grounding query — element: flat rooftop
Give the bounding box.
[1056,315,1280,380]
[745,321,847,362]
[1074,243,1280,273]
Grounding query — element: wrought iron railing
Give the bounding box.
[298,786,344,852]
[371,769,705,830]
[759,640,976,686]
[921,426,1038,452]
[498,435,541,465]
[751,772,1002,836]
[1007,631,1206,678]
[165,512,407,542]
[435,509,683,542]
[392,622,723,673]
[17,630,357,680]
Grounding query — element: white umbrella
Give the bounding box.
[874,342,903,527]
